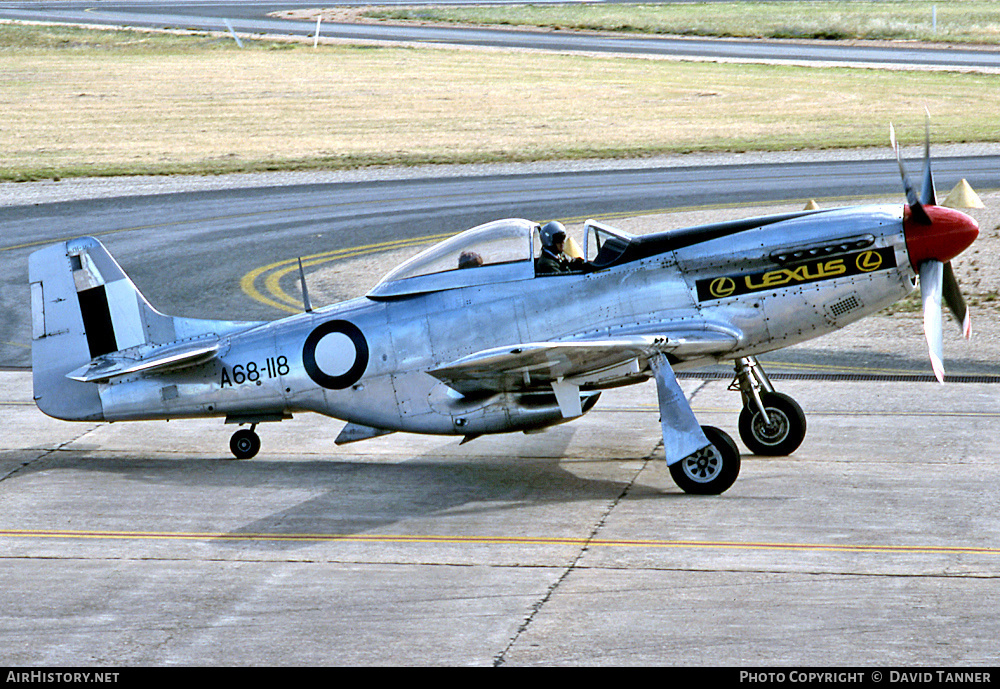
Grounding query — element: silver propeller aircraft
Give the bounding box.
[29,125,979,494]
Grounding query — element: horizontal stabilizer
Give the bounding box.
[67,337,221,383]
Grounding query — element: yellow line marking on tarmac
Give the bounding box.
[689,407,1000,418]
[762,360,949,377]
[241,233,452,313]
[819,410,1000,417]
[2,529,998,555]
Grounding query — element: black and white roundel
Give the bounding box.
[302,320,369,390]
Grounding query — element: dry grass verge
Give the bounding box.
[3,23,1000,180]
[304,2,1000,44]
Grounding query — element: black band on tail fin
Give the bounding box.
[77,285,118,358]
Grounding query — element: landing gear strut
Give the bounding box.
[731,357,806,456]
[230,424,261,460]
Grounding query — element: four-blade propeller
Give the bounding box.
[892,113,979,382]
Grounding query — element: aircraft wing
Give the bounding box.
[429,330,737,464]
[66,336,221,383]
[428,327,740,397]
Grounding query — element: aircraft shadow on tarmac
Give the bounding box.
[18,425,711,550]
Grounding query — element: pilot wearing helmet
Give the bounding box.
[536,221,587,275]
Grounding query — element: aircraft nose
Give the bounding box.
[903,205,979,268]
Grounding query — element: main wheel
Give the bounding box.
[738,392,806,456]
[229,429,261,460]
[669,426,741,495]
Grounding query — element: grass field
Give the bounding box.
[3,20,999,181]
[351,1,1000,44]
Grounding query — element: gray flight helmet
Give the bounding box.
[540,221,567,249]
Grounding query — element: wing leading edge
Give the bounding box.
[428,328,740,396]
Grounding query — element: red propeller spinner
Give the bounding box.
[903,204,979,268]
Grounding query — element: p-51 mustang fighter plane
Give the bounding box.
[29,125,979,494]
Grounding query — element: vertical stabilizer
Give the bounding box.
[29,237,173,420]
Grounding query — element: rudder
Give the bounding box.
[29,237,171,421]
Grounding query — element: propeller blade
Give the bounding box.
[890,122,932,225]
[943,261,971,339]
[920,108,937,206]
[919,259,945,383]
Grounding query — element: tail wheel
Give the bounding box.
[229,429,261,460]
[738,392,806,456]
[669,426,740,495]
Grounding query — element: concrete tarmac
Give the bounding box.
[2,369,998,666]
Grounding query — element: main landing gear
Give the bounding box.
[669,425,741,495]
[230,424,261,460]
[731,357,806,456]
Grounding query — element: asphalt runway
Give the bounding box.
[3,367,1000,666]
[4,177,1000,666]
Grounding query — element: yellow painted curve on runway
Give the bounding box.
[240,232,453,313]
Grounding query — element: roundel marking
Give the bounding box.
[302,320,369,389]
[709,277,737,299]
[856,250,883,272]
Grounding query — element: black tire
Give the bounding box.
[229,429,261,460]
[669,426,741,495]
[738,392,806,456]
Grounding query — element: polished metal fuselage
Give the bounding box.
[97,204,916,436]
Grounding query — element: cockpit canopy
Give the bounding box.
[367,218,637,299]
[368,219,538,298]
